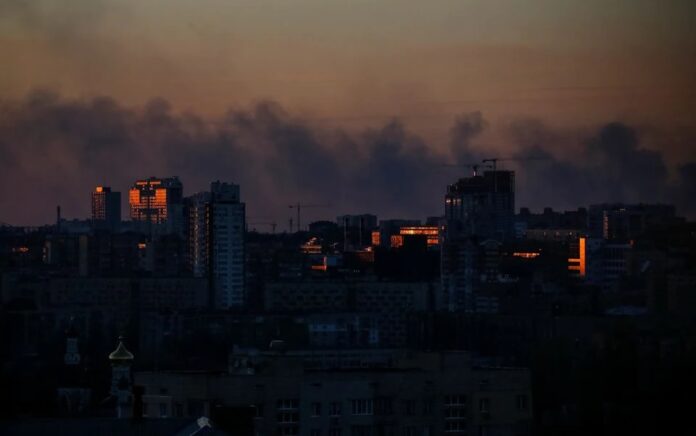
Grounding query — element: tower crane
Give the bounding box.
[481,156,550,192]
[288,203,330,232]
[481,156,549,172]
[437,162,491,177]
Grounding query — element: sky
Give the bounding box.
[0,0,695,226]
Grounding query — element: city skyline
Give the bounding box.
[2,2,694,434]
[0,112,694,228]
[1,1,695,225]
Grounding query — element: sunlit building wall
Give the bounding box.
[568,237,587,278]
[399,226,440,247]
[129,177,183,231]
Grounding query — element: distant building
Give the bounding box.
[337,214,378,249]
[516,207,587,232]
[568,237,632,291]
[185,192,211,278]
[129,177,183,234]
[587,203,676,240]
[399,226,440,248]
[186,181,246,309]
[376,219,421,248]
[445,171,515,241]
[91,186,121,231]
[442,171,515,311]
[265,280,432,347]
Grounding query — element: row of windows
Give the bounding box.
[269,394,528,418]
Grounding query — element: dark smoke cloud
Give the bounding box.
[449,111,487,164]
[507,119,695,215]
[0,91,694,226]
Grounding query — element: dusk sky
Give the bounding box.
[1,0,695,225]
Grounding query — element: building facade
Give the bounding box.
[441,171,515,312]
[186,182,246,309]
[91,186,121,231]
[129,177,184,234]
[135,349,533,436]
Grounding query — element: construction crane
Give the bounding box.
[481,156,550,192]
[481,156,549,172]
[288,203,330,232]
[437,162,491,177]
[247,222,277,233]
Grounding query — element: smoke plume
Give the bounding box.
[0,91,693,226]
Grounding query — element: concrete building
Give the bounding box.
[445,171,515,242]
[129,177,184,235]
[134,349,532,436]
[186,182,246,309]
[265,280,433,347]
[587,204,676,240]
[91,186,121,231]
[442,171,515,312]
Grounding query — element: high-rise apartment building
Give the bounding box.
[185,191,211,278]
[445,170,515,241]
[91,186,121,231]
[441,170,515,311]
[186,181,246,309]
[129,177,183,234]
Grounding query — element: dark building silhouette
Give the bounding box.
[442,170,515,311]
[185,181,246,309]
[91,186,121,231]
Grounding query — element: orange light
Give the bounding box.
[567,237,586,277]
[371,230,380,246]
[399,226,440,246]
[512,252,540,259]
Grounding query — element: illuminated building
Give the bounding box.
[186,181,246,309]
[399,226,440,247]
[91,186,121,231]
[568,237,587,278]
[128,177,183,232]
[390,234,404,248]
[568,237,631,291]
[371,230,380,246]
[377,219,421,247]
[301,237,323,254]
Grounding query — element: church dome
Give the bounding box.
[108,337,134,362]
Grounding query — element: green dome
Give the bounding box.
[108,337,134,362]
